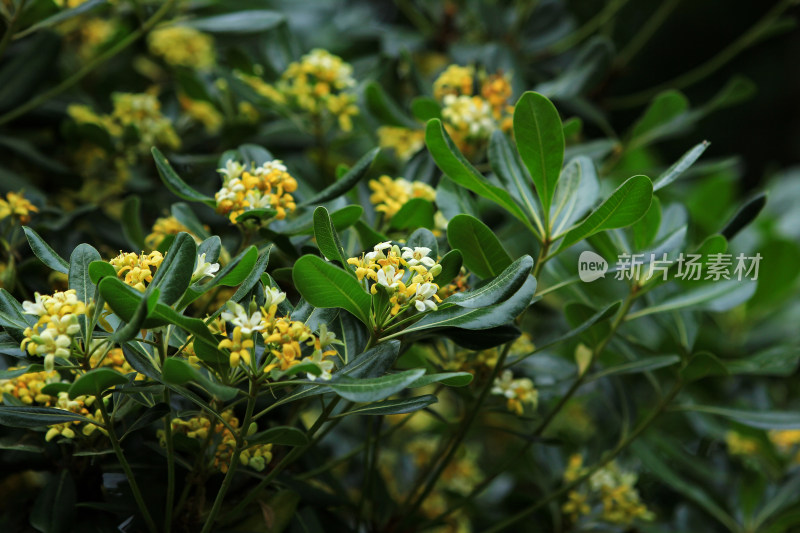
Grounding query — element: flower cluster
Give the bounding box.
[90,348,144,381]
[491,369,538,415]
[68,92,180,155]
[376,126,425,160]
[215,159,298,224]
[148,25,215,70]
[769,429,800,464]
[347,242,443,316]
[159,411,273,473]
[726,430,760,456]
[145,216,192,250]
[179,94,224,134]
[217,289,338,380]
[563,455,653,525]
[21,290,90,372]
[109,251,165,292]
[0,191,38,224]
[368,175,436,220]
[243,49,358,132]
[1,368,59,405]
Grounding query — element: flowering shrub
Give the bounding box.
[0,1,798,533]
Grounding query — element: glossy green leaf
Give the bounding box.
[409,372,473,388]
[447,214,513,278]
[147,232,196,305]
[628,90,689,150]
[556,175,653,252]
[22,226,69,274]
[121,195,146,250]
[550,155,599,236]
[162,358,237,401]
[0,406,93,428]
[683,405,800,430]
[313,206,352,272]
[335,395,438,417]
[88,261,117,285]
[185,10,285,32]
[329,368,425,402]
[68,368,128,399]
[301,148,379,206]
[292,255,371,326]
[512,91,565,216]
[364,82,418,128]
[653,141,710,191]
[633,196,662,250]
[152,147,216,208]
[433,249,462,286]
[389,198,435,230]
[627,280,756,320]
[68,243,101,306]
[721,193,767,240]
[488,130,542,232]
[446,255,533,308]
[410,97,441,121]
[425,119,534,231]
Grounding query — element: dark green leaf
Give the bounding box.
[388,198,435,230]
[152,148,216,207]
[0,406,92,428]
[329,369,425,402]
[446,255,533,308]
[247,426,308,446]
[301,148,379,206]
[22,226,69,274]
[88,261,117,285]
[69,368,128,399]
[292,255,371,327]
[313,206,352,272]
[68,244,101,305]
[335,395,437,417]
[185,10,285,33]
[447,214,512,278]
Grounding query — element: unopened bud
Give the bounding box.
[429,264,442,277]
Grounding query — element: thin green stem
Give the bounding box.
[615,0,682,69]
[401,342,514,524]
[482,381,683,533]
[98,396,158,533]
[547,0,631,55]
[222,396,341,521]
[0,0,176,126]
[607,0,797,109]
[200,378,258,533]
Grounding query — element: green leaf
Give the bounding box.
[433,250,462,286]
[724,346,800,377]
[247,426,308,446]
[627,280,757,320]
[628,90,689,150]
[653,141,710,191]
[550,156,600,237]
[680,351,729,382]
[152,304,218,347]
[152,148,216,208]
[112,287,160,343]
[407,228,438,257]
[147,232,197,305]
[683,405,800,430]
[120,403,170,441]
[329,368,425,402]
[364,82,418,128]
[16,0,107,39]
[446,214,512,278]
[586,355,680,382]
[231,246,271,303]
[236,208,278,224]
[633,195,662,250]
[0,406,92,428]
[162,358,238,401]
[301,148,379,206]
[22,226,69,274]
[69,244,101,305]
[489,130,541,232]
[292,255,371,327]
[88,261,117,285]
[354,220,389,250]
[185,10,285,32]
[446,255,533,308]
[68,368,128,399]
[425,119,534,231]
[392,277,536,337]
[172,203,211,240]
[409,372,473,388]
[721,193,767,240]
[556,175,653,252]
[335,395,438,417]
[410,97,441,121]
[388,198,435,230]
[512,91,565,216]
[313,206,353,272]
[121,195,146,250]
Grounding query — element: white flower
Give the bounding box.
[257,160,288,174]
[303,350,334,381]
[192,253,220,281]
[316,323,340,348]
[218,160,244,182]
[365,241,393,262]
[491,370,516,398]
[22,293,47,316]
[377,265,403,290]
[402,247,436,268]
[221,302,264,335]
[264,287,286,308]
[413,282,438,312]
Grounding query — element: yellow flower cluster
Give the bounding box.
[109,251,164,292]
[1,368,59,405]
[217,289,338,380]
[215,159,298,224]
[563,455,653,525]
[244,49,358,131]
[90,348,143,381]
[148,26,215,70]
[376,126,425,160]
[179,95,223,134]
[347,242,443,316]
[368,175,436,220]
[145,216,191,250]
[491,369,538,415]
[45,392,100,441]
[726,431,760,456]
[0,191,38,224]
[21,290,90,372]
[769,429,800,464]
[68,92,180,154]
[161,410,272,473]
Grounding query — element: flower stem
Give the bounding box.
[98,395,158,533]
